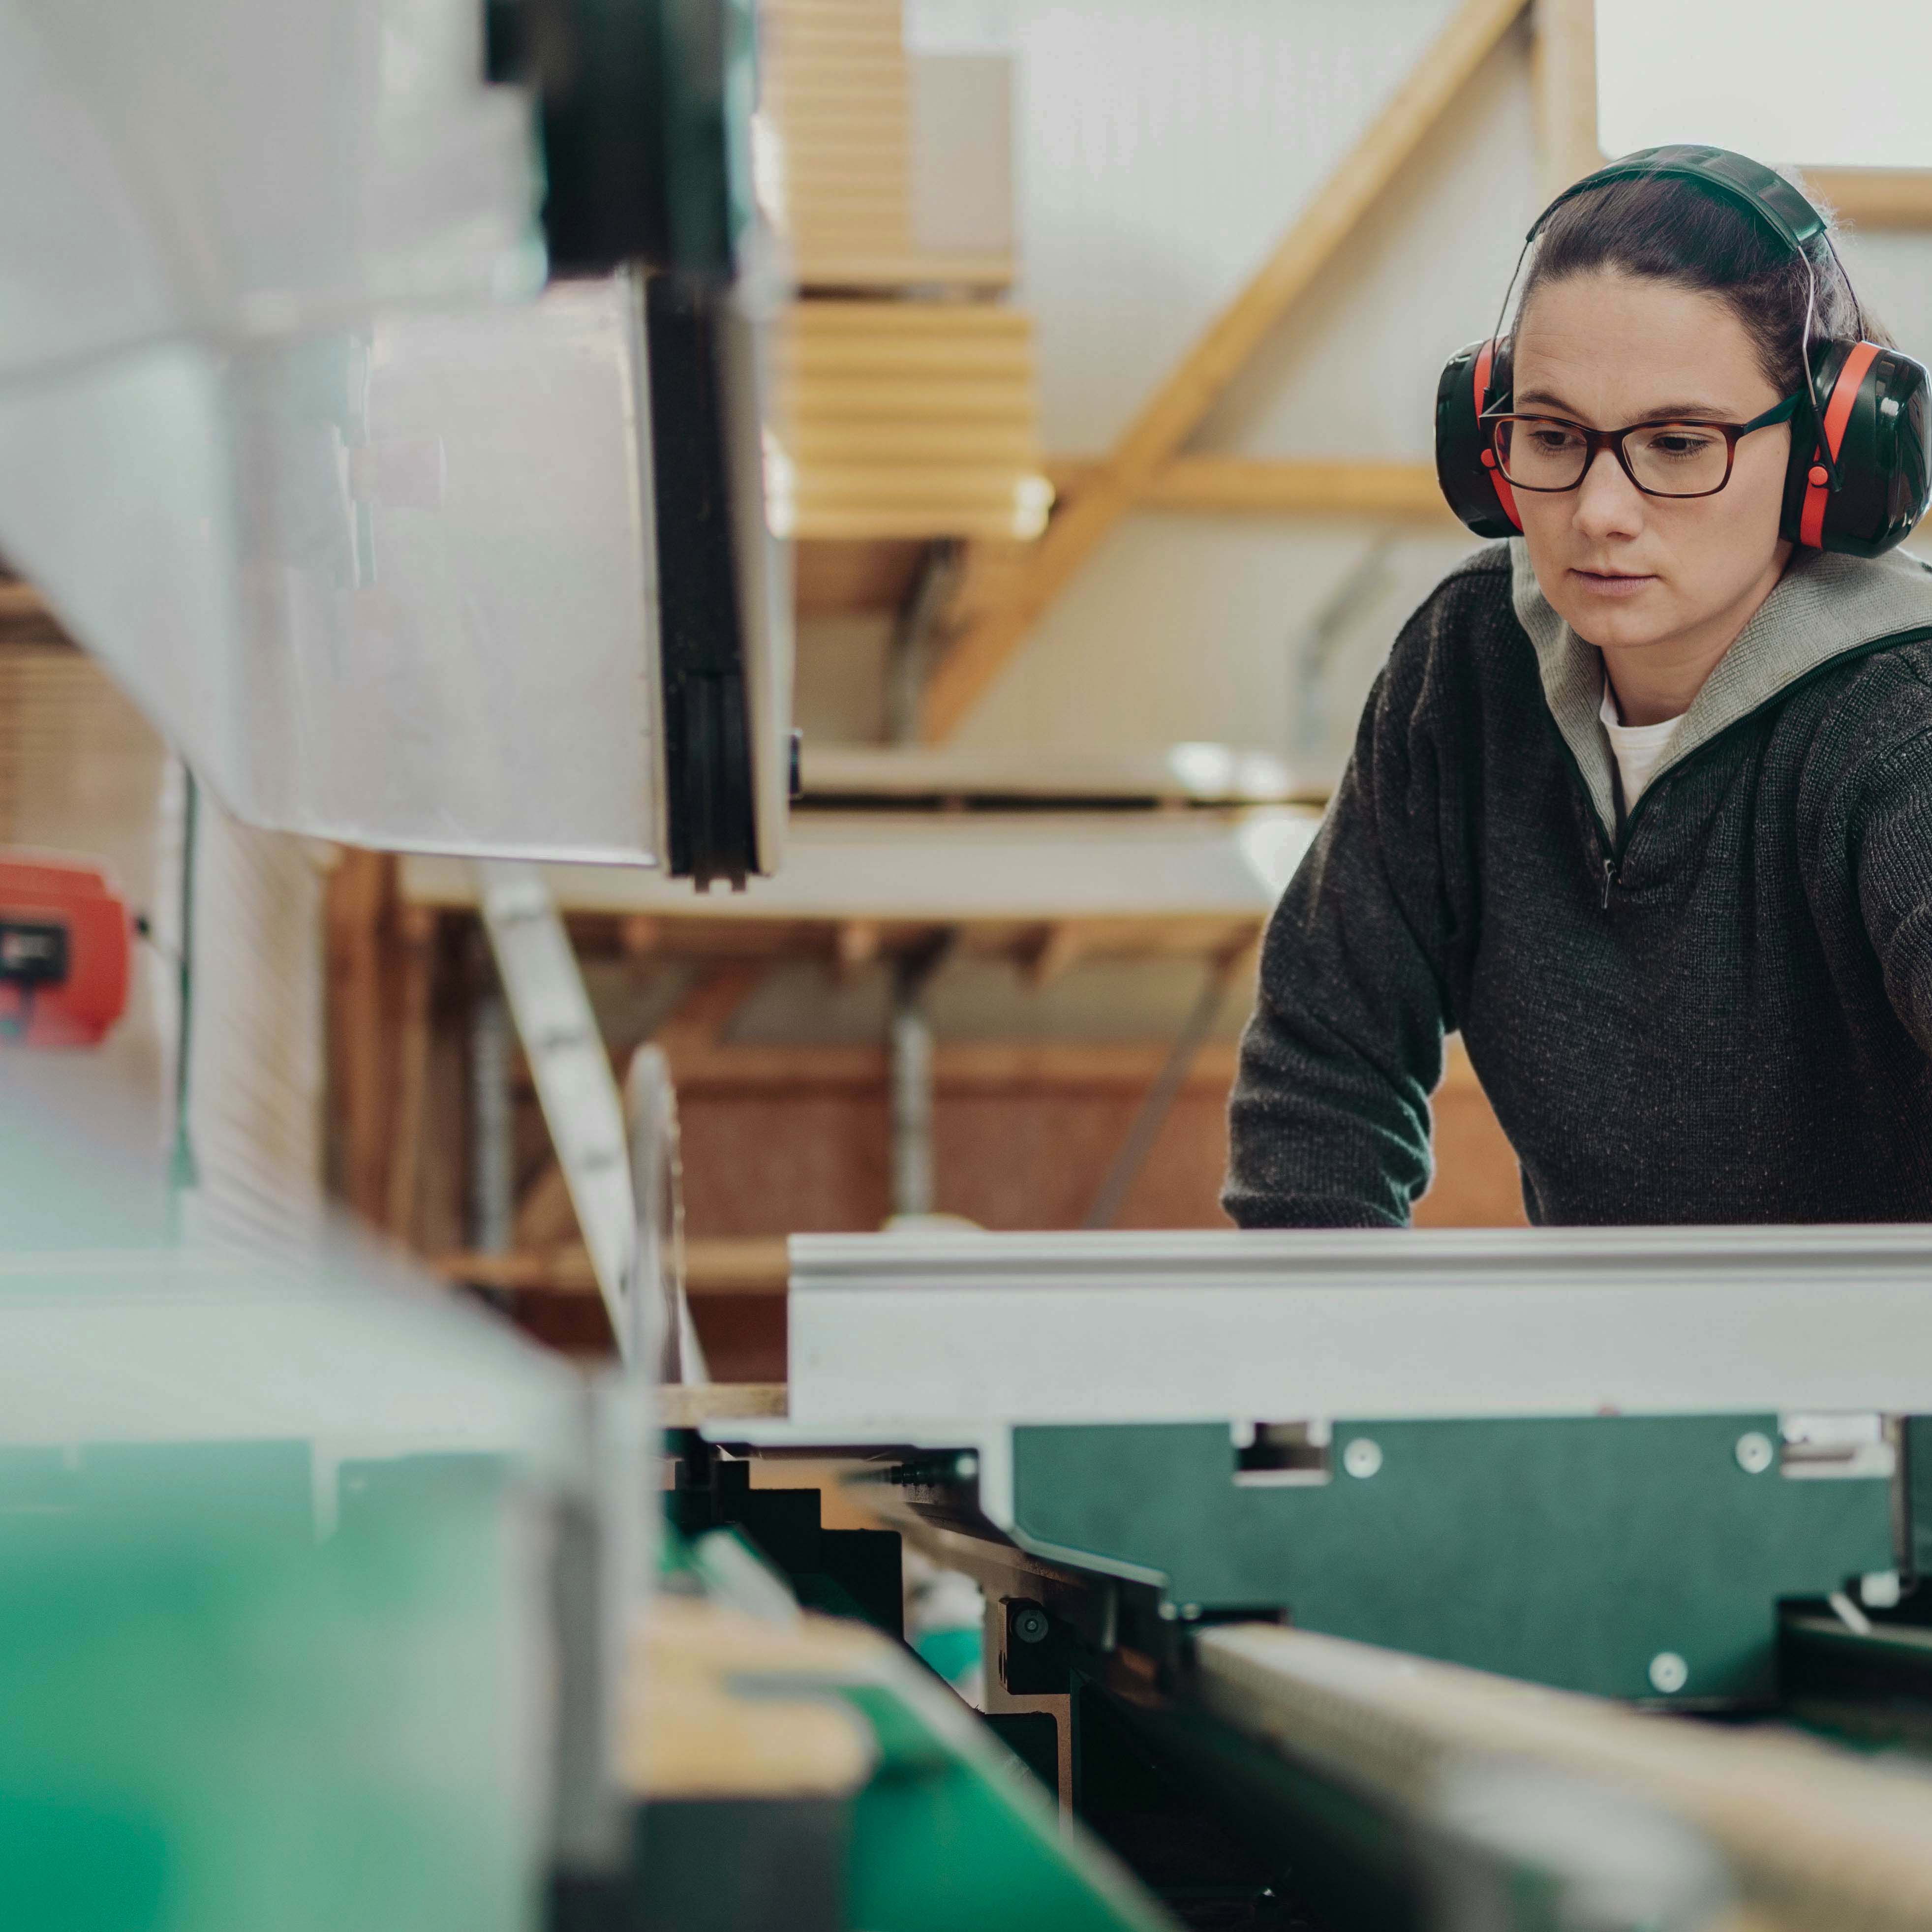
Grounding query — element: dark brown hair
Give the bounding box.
[1517,169,1888,397]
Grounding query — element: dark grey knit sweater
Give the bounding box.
[1224,539,1932,1227]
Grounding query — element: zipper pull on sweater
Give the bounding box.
[1600,857,1616,909]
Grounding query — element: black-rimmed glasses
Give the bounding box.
[1483,392,1800,499]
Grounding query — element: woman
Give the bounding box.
[1224,150,1932,1227]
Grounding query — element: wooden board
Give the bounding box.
[658,1383,791,1426]
[622,1595,874,1800]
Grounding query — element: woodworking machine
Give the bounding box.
[678,1225,1932,1931]
[0,0,791,887]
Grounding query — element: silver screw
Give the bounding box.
[1342,1438,1383,1480]
[1649,1652,1689,1694]
[1734,1432,1775,1475]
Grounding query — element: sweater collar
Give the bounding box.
[1509,539,1932,834]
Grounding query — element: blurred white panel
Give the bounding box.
[406,805,1319,920]
[1597,0,1932,169]
[0,0,541,379]
[0,280,665,862]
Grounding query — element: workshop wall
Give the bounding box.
[811,0,1932,773]
[0,619,324,1240]
[0,624,167,1157]
[829,0,1529,775]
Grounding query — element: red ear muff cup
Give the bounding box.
[1798,341,1879,548]
[1472,341,1521,531]
[1435,338,1521,539]
[1783,340,1932,556]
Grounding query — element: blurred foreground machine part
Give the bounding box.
[665,1224,1932,1928]
[0,850,129,1045]
[623,1589,1168,1932]
[0,0,792,886]
[0,1100,1188,1932]
[0,1097,650,1932]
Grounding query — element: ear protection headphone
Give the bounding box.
[1435,145,1932,557]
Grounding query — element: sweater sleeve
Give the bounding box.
[1841,676,1932,1056]
[1222,598,1462,1229]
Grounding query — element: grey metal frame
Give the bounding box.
[779,1225,1932,1432]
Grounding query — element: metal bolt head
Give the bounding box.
[1342,1437,1383,1480]
[1010,1602,1050,1646]
[1734,1431,1775,1475]
[1648,1651,1689,1695]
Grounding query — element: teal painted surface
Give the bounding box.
[0,1105,177,1251]
[913,1625,982,1686]
[840,1684,1173,1932]
[0,1446,541,1932]
[1013,1417,1895,1701]
[1908,1417,1932,1576]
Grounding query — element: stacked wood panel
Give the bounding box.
[778,302,1048,538]
[763,0,1046,541]
[762,0,1009,290]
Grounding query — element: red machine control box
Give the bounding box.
[0,852,132,1047]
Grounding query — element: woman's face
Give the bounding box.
[1509,269,1794,658]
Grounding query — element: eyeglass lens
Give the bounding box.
[1494,418,1732,497]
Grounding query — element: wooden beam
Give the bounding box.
[383,903,438,1243]
[1809,170,1932,231]
[659,1039,1243,1093]
[917,0,1531,741]
[1530,0,1601,199]
[325,848,399,1228]
[439,1246,599,1291]
[513,1036,1246,1097]
[658,1383,788,1427]
[686,1236,792,1296]
[652,964,765,1056]
[1046,456,1455,522]
[437,1236,791,1298]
